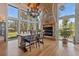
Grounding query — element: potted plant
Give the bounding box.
[60,18,72,44]
[60,28,72,44]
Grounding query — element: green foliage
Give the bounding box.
[60,19,73,38]
[60,28,72,38]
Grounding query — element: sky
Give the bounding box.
[59,3,75,24]
[59,3,75,17]
[8,5,18,18]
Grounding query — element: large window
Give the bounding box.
[8,5,18,18]
[7,5,41,40]
[8,5,19,40]
[59,4,75,17]
[8,20,18,39]
[58,3,75,42]
[20,21,28,32]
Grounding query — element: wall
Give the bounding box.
[75,4,79,44]
[40,3,57,39]
[0,4,7,41]
[0,3,7,20]
[40,3,56,28]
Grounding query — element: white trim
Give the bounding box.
[5,4,8,43]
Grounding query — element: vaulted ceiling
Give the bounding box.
[10,3,57,12]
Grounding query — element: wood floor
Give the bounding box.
[0,36,7,56]
[1,38,79,56]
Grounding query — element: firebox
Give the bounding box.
[43,27,53,36]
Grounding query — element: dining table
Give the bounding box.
[17,32,43,52]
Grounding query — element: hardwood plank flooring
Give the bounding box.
[1,38,79,56]
[0,36,7,56]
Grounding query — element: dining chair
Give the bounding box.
[17,35,28,52]
[36,32,44,48]
[24,34,37,51]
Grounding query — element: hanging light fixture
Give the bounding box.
[26,3,41,18]
[59,4,65,11]
[27,3,40,10]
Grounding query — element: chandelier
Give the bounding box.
[27,3,40,10]
[26,3,41,18]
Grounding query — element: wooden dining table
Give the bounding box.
[17,33,43,52]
